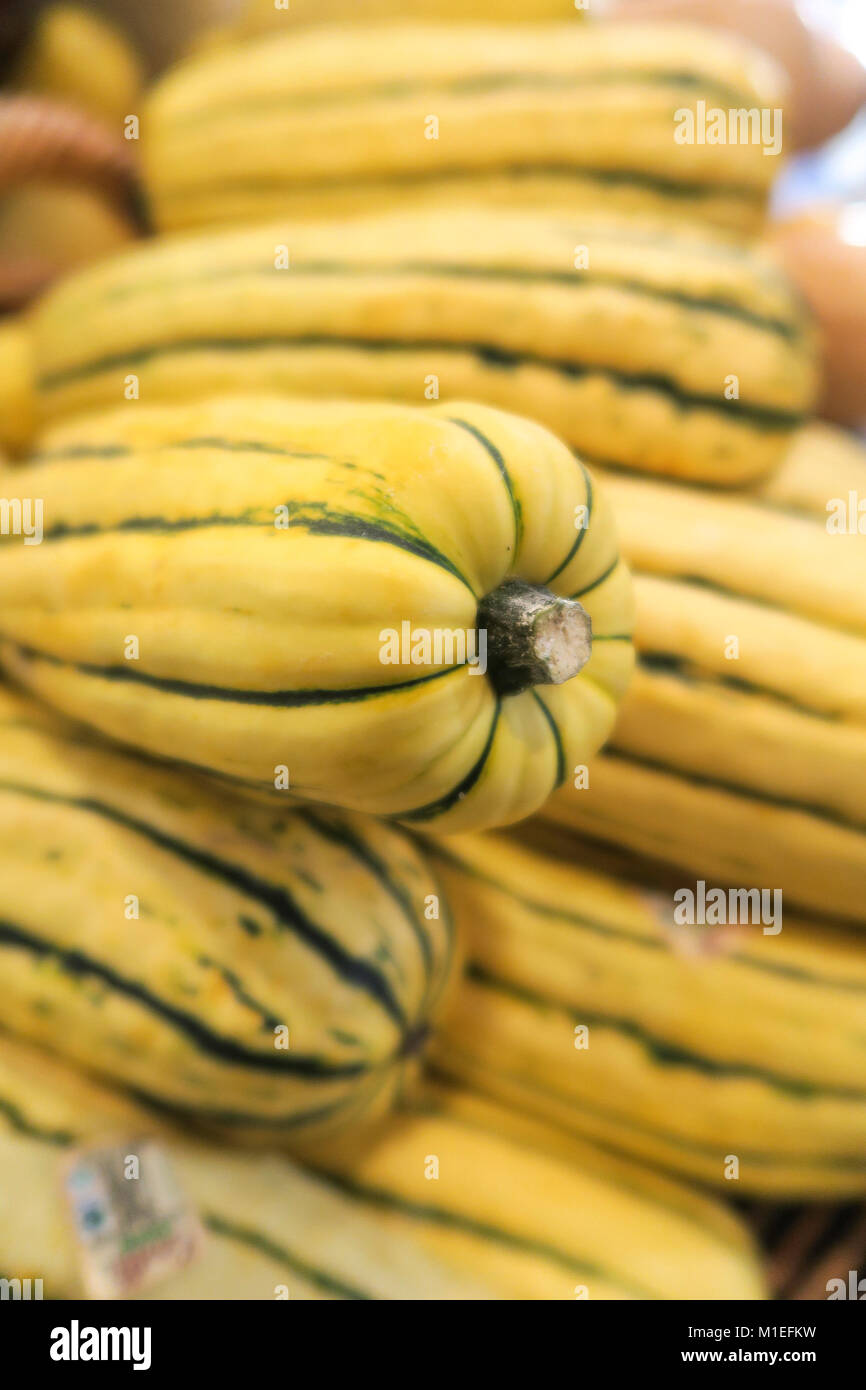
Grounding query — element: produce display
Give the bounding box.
[0,0,864,1317]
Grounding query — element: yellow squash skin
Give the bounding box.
[0,319,37,456]
[0,1035,491,1299]
[544,752,866,928]
[0,397,633,830]
[428,835,866,1198]
[235,0,588,34]
[142,22,784,235]
[542,465,866,925]
[11,4,143,133]
[747,420,866,521]
[23,209,815,482]
[0,687,455,1142]
[303,1081,766,1300]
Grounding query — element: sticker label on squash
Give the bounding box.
[636,887,747,958]
[61,1136,203,1299]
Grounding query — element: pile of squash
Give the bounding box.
[0,0,864,1301]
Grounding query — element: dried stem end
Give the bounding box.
[477,578,593,697]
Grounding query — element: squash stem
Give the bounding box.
[477,579,592,697]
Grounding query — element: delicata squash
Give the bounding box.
[0,687,455,1140]
[0,396,634,831]
[142,21,782,235]
[0,1034,491,1298]
[7,208,815,478]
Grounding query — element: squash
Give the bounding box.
[0,1032,490,1299]
[142,21,784,235]
[0,396,633,831]
[541,464,866,924]
[8,208,816,479]
[430,833,866,1196]
[303,1081,767,1298]
[0,686,455,1140]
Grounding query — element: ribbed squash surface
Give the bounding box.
[26,210,815,482]
[142,22,784,234]
[0,397,633,830]
[0,688,454,1138]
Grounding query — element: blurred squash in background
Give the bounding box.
[8,2,142,130]
[769,204,866,428]
[234,0,587,35]
[0,181,133,290]
[611,0,866,150]
[0,4,145,308]
[0,94,142,309]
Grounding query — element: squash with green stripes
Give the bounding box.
[541,467,866,925]
[0,397,633,830]
[0,686,456,1140]
[429,834,866,1197]
[142,21,783,235]
[0,1033,765,1300]
[0,1033,491,1299]
[13,208,815,480]
[303,1081,766,1299]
